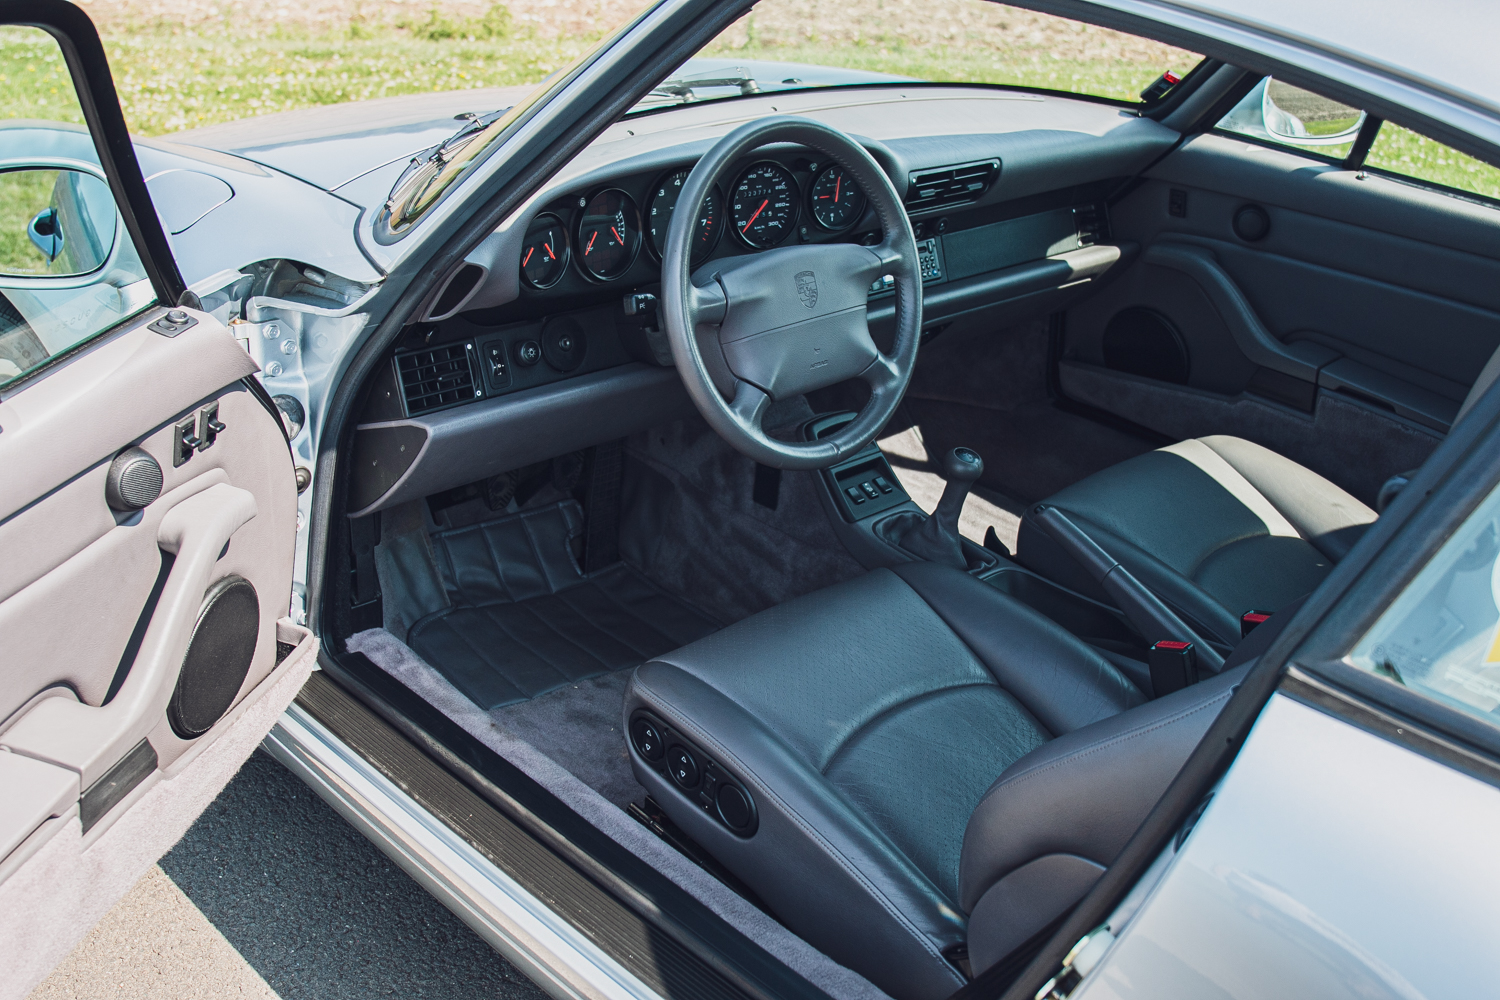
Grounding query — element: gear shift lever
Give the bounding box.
[900,447,983,569]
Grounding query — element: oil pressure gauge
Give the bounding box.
[520,213,569,289]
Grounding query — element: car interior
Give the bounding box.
[316,9,1500,1000]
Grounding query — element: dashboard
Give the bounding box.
[348,84,1179,515]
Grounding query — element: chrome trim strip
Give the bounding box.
[263,703,666,1000]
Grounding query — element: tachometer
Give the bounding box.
[647,169,723,264]
[809,164,866,231]
[576,189,641,281]
[731,162,798,249]
[520,213,569,289]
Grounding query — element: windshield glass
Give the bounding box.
[632,0,1203,113]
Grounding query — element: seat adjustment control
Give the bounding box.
[631,712,758,837]
[667,745,699,789]
[631,718,665,761]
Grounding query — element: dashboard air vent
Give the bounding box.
[905,159,1000,212]
[395,342,482,416]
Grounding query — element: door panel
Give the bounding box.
[1062,132,1500,502]
[0,8,312,995]
[0,309,316,999]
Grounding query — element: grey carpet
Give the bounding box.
[407,500,721,710]
[619,411,868,624]
[346,627,889,1000]
[488,670,641,810]
[905,317,1157,502]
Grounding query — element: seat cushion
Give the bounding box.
[1017,436,1376,646]
[624,565,1142,1000]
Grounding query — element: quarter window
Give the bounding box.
[1364,124,1500,202]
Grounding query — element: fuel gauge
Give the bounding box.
[520,214,569,289]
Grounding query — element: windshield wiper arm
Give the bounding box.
[647,67,762,105]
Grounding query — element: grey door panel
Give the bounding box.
[1061,131,1500,492]
[0,310,301,851]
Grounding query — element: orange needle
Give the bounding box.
[586,231,597,254]
[544,242,554,259]
[835,174,841,203]
[742,199,768,234]
[523,246,534,266]
[611,226,623,243]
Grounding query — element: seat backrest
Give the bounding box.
[958,664,1248,976]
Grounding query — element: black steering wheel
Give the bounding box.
[660,117,922,470]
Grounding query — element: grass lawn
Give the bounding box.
[1,2,1498,201]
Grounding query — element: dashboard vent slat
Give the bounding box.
[395,342,482,416]
[905,159,1000,212]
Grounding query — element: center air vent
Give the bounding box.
[394,342,483,416]
[905,159,1000,212]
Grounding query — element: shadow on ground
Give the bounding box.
[160,749,548,1000]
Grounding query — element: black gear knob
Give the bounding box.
[941,447,983,485]
[899,446,984,570]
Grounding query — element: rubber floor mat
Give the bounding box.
[408,500,720,710]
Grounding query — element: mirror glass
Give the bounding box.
[0,168,116,277]
[1262,80,1364,144]
[0,25,155,388]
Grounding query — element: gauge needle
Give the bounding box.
[611,226,623,244]
[544,242,554,259]
[742,199,768,234]
[586,231,597,254]
[523,247,534,266]
[835,174,842,203]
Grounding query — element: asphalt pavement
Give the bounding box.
[35,750,549,1000]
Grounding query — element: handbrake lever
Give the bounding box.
[1030,504,1226,674]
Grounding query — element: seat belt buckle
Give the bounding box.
[1241,610,1272,638]
[1149,640,1198,697]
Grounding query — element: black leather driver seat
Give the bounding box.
[624,562,1243,1000]
[1018,435,1376,648]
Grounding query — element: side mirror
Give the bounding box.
[2,166,118,278]
[1220,77,1366,148]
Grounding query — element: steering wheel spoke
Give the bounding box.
[861,353,903,397]
[729,379,770,428]
[688,277,727,326]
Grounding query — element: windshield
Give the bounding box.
[631,0,1203,114]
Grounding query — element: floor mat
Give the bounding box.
[408,500,721,711]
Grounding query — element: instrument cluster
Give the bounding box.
[518,154,872,294]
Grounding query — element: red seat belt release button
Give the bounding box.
[1149,640,1197,697]
[1241,610,1272,638]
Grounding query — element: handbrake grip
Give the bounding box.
[1031,504,1226,673]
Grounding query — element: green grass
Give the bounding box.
[0,167,55,275]
[2,18,594,137]
[1367,124,1500,201]
[0,27,86,125]
[699,39,1178,103]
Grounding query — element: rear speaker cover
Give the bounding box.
[168,575,260,739]
[1101,307,1190,384]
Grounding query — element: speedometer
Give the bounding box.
[647,169,723,264]
[731,162,798,249]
